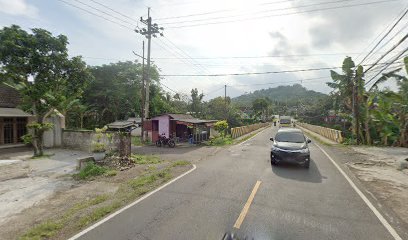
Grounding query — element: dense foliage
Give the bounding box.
[0,25,93,156]
[327,56,408,147]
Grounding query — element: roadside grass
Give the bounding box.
[205,136,233,146]
[73,162,109,180]
[132,136,143,146]
[19,161,192,240]
[19,194,110,240]
[171,160,190,167]
[131,154,162,164]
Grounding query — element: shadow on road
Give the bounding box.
[132,145,202,155]
[271,159,323,183]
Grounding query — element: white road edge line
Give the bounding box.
[238,126,270,146]
[314,144,402,240]
[68,164,197,240]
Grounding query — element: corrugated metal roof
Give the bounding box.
[173,118,217,124]
[167,114,194,119]
[107,120,134,129]
[0,108,32,117]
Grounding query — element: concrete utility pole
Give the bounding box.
[141,41,145,141]
[224,84,227,120]
[132,43,146,141]
[352,77,360,144]
[136,8,163,141]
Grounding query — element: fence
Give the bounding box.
[231,123,270,139]
[297,122,344,143]
[62,129,131,153]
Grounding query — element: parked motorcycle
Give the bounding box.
[155,134,176,148]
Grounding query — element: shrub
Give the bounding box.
[74,162,108,180]
[214,120,229,137]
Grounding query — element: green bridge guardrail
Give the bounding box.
[231,123,270,139]
[297,122,344,143]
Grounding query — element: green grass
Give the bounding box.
[104,169,117,177]
[77,201,122,228]
[20,194,110,240]
[19,221,63,240]
[171,160,190,167]
[131,154,162,164]
[132,136,143,146]
[19,166,179,239]
[206,136,233,146]
[73,162,108,180]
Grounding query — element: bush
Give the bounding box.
[74,162,108,180]
[214,120,229,137]
[207,136,233,146]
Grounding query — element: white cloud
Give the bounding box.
[0,0,38,18]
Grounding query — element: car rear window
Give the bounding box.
[280,119,291,124]
[275,132,305,143]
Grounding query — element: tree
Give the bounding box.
[328,57,365,143]
[214,120,228,137]
[252,98,269,119]
[368,56,408,146]
[190,88,204,117]
[0,25,93,156]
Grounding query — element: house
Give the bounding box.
[0,84,64,148]
[144,113,218,143]
[0,85,33,147]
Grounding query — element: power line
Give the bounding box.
[161,61,401,77]
[365,46,408,87]
[364,33,408,73]
[162,36,211,73]
[88,0,140,23]
[153,38,208,74]
[357,7,408,66]
[57,0,134,30]
[165,0,399,28]
[155,0,295,20]
[159,0,358,25]
[71,0,137,27]
[152,52,385,60]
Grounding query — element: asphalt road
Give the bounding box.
[76,126,395,240]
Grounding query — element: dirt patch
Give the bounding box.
[0,157,193,240]
[346,146,408,229]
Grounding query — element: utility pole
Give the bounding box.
[132,43,146,141]
[352,76,360,144]
[136,8,163,141]
[224,84,227,120]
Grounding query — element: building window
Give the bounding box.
[16,118,27,143]
[3,118,14,144]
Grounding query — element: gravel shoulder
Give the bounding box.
[0,148,195,240]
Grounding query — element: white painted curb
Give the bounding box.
[68,164,197,240]
[314,144,402,240]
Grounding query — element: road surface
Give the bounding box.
[76,126,396,240]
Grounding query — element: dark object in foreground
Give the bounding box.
[222,232,253,240]
[155,134,176,148]
[270,128,311,169]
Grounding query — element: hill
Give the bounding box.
[232,84,328,106]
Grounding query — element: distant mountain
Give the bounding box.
[232,84,328,106]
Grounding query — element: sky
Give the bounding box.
[0,0,407,100]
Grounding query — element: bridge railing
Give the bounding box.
[297,122,344,143]
[231,123,270,139]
